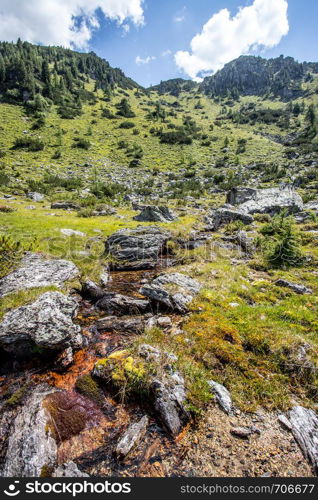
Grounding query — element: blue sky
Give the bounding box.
[92,0,318,86]
[0,0,317,86]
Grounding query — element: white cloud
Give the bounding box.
[161,49,172,57]
[175,0,289,81]
[135,55,156,65]
[0,0,145,49]
[174,6,186,23]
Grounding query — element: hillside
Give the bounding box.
[0,42,318,478]
[200,54,318,100]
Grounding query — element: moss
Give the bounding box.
[40,464,54,478]
[75,373,104,406]
[3,383,30,409]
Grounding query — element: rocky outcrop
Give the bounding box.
[140,272,201,314]
[0,292,83,357]
[116,416,149,458]
[134,206,177,223]
[105,226,170,270]
[96,293,150,316]
[285,406,318,473]
[0,253,79,298]
[275,279,313,295]
[1,386,57,477]
[227,187,303,215]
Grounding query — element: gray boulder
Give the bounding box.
[96,293,150,316]
[151,371,189,436]
[0,292,83,356]
[0,253,79,298]
[227,187,303,215]
[134,206,177,223]
[105,226,170,270]
[140,272,201,314]
[1,386,57,477]
[275,279,312,295]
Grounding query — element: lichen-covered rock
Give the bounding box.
[134,206,177,223]
[0,292,83,356]
[0,253,79,298]
[105,226,170,270]
[116,416,149,458]
[140,272,201,314]
[1,386,57,477]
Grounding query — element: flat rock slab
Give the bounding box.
[0,253,79,298]
[0,292,83,356]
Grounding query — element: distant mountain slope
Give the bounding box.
[0,40,140,106]
[149,78,197,97]
[200,55,318,100]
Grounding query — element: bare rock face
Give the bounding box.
[0,292,83,357]
[140,272,201,314]
[96,293,150,316]
[286,406,318,473]
[0,253,79,298]
[105,226,170,270]
[134,206,177,223]
[227,186,303,215]
[1,386,57,477]
[116,416,149,458]
[208,380,234,415]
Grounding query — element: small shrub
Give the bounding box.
[73,138,91,150]
[119,121,135,129]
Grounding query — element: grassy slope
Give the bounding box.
[0,76,318,413]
